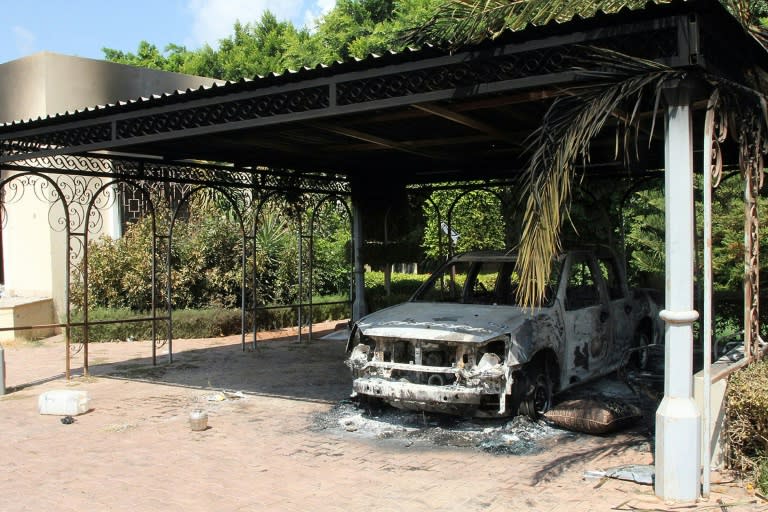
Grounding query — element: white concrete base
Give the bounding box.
[655,396,701,501]
[694,370,728,469]
[0,297,56,341]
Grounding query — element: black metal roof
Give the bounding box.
[0,0,763,184]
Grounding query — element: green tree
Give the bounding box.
[102,40,181,70]
[309,200,353,296]
[103,1,440,78]
[421,188,506,260]
[215,13,309,79]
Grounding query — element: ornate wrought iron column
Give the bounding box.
[655,79,701,502]
[739,111,764,362]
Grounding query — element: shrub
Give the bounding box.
[70,308,243,342]
[364,270,429,295]
[71,297,351,342]
[75,198,358,313]
[725,358,768,486]
[364,271,429,312]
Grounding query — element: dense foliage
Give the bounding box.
[103,1,440,80]
[421,188,508,260]
[73,198,352,312]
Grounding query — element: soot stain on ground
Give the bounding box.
[312,400,570,456]
[312,374,658,456]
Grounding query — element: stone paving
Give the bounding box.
[0,324,763,512]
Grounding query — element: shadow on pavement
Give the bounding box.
[82,329,352,405]
[530,437,651,485]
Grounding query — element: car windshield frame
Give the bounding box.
[411,254,562,307]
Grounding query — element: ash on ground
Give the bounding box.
[312,374,657,455]
[313,400,569,455]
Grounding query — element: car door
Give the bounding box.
[597,255,633,364]
[562,252,612,382]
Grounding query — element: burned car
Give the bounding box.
[346,249,661,418]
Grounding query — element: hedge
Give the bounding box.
[70,295,351,342]
[70,272,429,342]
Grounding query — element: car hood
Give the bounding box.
[356,302,530,343]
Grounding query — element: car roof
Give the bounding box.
[450,250,516,262]
[450,247,616,264]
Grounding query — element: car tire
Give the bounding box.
[518,362,552,419]
[630,328,651,371]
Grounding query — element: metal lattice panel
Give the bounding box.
[6,155,351,196]
[337,47,578,106]
[116,86,330,139]
[336,30,678,106]
[1,124,112,156]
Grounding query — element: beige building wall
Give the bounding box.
[0,53,220,320]
[2,177,57,297]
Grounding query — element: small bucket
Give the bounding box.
[189,409,208,431]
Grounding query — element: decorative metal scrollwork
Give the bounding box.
[116,86,329,139]
[338,47,580,105]
[735,100,766,361]
[704,89,728,189]
[337,29,678,107]
[68,339,83,357]
[0,123,112,157]
[8,155,351,196]
[341,45,579,105]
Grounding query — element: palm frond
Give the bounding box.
[402,0,672,49]
[402,0,519,47]
[719,0,768,52]
[404,0,768,53]
[515,47,683,307]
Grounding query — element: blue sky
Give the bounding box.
[1,0,335,64]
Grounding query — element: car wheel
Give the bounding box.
[518,362,552,419]
[630,328,651,371]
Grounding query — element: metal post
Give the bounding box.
[701,89,725,499]
[0,344,5,395]
[166,226,174,364]
[655,80,701,502]
[151,215,157,365]
[701,101,714,500]
[297,214,303,343]
[240,219,247,352]
[351,198,367,322]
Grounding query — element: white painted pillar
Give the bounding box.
[351,198,367,322]
[655,80,701,502]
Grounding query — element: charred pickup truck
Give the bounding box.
[345,249,662,418]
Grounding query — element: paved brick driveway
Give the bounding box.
[0,325,761,512]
